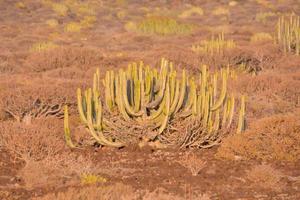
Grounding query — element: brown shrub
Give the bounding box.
[216,113,300,161]
[246,164,283,191]
[19,151,100,189]
[0,75,79,120]
[177,152,207,176]
[32,183,138,200]
[0,118,65,161]
[24,47,104,72]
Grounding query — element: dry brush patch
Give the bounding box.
[32,183,138,200]
[246,164,283,191]
[216,113,300,161]
[24,47,104,72]
[0,76,78,122]
[177,152,207,176]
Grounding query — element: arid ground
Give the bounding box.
[0,0,300,199]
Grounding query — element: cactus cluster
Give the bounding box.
[64,58,246,148]
[277,14,300,55]
[191,33,236,56]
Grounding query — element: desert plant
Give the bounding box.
[179,6,204,18]
[30,41,58,52]
[81,174,107,185]
[64,58,246,148]
[250,32,273,43]
[277,14,300,55]
[212,7,229,16]
[255,12,276,24]
[64,22,82,32]
[15,2,26,9]
[51,3,69,16]
[135,16,194,35]
[192,33,235,56]
[46,19,59,28]
[246,164,283,191]
[177,152,207,176]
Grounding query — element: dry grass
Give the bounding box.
[255,12,276,24]
[46,19,59,28]
[64,22,82,32]
[212,7,229,16]
[135,16,194,35]
[246,164,283,191]
[25,46,103,72]
[250,32,273,43]
[178,152,207,176]
[179,6,204,18]
[216,113,300,161]
[30,41,58,52]
[0,118,65,161]
[32,183,138,200]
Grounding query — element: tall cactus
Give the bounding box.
[64,58,246,148]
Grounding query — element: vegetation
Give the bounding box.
[135,16,194,35]
[250,32,273,43]
[277,14,300,55]
[46,19,59,28]
[30,41,58,52]
[212,7,229,16]
[191,33,236,56]
[64,58,246,148]
[179,6,204,18]
[255,12,276,24]
[81,174,107,185]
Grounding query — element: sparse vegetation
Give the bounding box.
[30,41,58,52]
[178,152,207,176]
[46,19,59,28]
[192,33,236,56]
[1,0,300,199]
[134,16,194,35]
[64,22,82,32]
[255,12,276,24]
[250,32,273,43]
[246,164,283,191]
[179,6,204,18]
[277,14,300,55]
[212,7,229,16]
[81,174,107,184]
[216,114,300,161]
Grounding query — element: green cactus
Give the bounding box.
[63,105,75,148]
[64,58,246,148]
[237,95,246,134]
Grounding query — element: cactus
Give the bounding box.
[64,58,246,148]
[63,105,76,148]
[277,14,300,55]
[192,32,235,56]
[237,95,246,134]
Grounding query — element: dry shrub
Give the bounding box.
[232,73,300,117]
[143,187,211,200]
[19,151,100,189]
[32,183,138,200]
[177,152,207,176]
[24,47,104,72]
[246,164,283,191]
[0,76,79,120]
[0,118,65,161]
[216,113,300,161]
